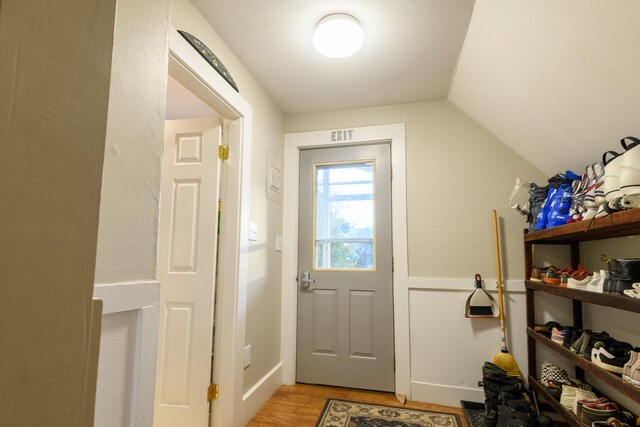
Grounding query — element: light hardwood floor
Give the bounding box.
[247,383,468,426]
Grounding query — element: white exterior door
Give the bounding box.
[296,143,395,392]
[154,118,221,426]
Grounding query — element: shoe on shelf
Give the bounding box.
[530,266,554,283]
[569,172,587,219]
[606,417,633,427]
[543,268,572,286]
[618,137,640,196]
[587,270,607,293]
[608,258,640,294]
[622,351,639,384]
[571,330,613,359]
[584,162,606,210]
[566,271,593,289]
[562,326,583,349]
[622,350,640,388]
[547,183,574,228]
[578,401,618,426]
[576,397,609,419]
[603,150,625,203]
[533,321,562,338]
[622,288,640,298]
[551,327,567,345]
[559,384,577,411]
[540,363,570,385]
[592,346,632,375]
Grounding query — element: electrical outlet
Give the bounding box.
[275,235,283,252]
[244,345,251,368]
[249,223,258,241]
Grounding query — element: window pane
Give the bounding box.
[314,162,375,270]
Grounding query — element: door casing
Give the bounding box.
[281,124,409,398]
[167,27,253,427]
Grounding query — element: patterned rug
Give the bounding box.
[316,399,463,427]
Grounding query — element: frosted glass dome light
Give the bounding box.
[313,14,364,59]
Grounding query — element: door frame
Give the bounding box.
[167,27,252,427]
[281,124,410,398]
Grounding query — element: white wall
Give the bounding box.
[450,0,640,176]
[95,0,170,284]
[93,0,170,425]
[170,0,285,418]
[286,100,547,406]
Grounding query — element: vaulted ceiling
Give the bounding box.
[183,0,640,177]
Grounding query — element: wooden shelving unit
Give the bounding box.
[524,209,640,422]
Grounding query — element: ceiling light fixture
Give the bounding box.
[313,13,364,59]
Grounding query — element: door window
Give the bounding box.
[313,161,376,271]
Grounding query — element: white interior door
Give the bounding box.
[296,143,395,392]
[154,118,221,426]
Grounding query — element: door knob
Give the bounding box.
[299,271,315,289]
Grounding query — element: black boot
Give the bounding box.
[480,374,525,427]
[611,258,640,294]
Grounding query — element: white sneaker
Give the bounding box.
[620,193,640,209]
[603,150,625,202]
[586,270,607,293]
[619,136,640,196]
[566,275,592,289]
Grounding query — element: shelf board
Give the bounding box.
[525,281,640,313]
[528,376,581,427]
[524,209,640,242]
[527,328,640,403]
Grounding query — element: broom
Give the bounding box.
[491,209,522,377]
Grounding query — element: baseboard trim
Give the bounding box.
[410,380,483,408]
[242,362,283,424]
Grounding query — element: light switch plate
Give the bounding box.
[244,345,251,368]
[275,235,283,252]
[266,152,282,203]
[249,222,258,241]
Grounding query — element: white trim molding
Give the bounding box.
[167,26,253,427]
[242,363,283,425]
[410,381,484,408]
[94,281,160,427]
[408,277,526,292]
[281,123,410,399]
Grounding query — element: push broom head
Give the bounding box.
[492,350,522,378]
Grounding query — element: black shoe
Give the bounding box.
[611,258,640,294]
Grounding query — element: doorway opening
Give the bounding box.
[281,124,410,399]
[152,29,253,427]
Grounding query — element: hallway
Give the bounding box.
[247,384,468,426]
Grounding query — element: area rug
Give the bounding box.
[316,398,463,427]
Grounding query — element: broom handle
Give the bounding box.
[492,209,508,352]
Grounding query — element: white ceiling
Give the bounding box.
[191,0,475,114]
[450,0,640,176]
[176,0,640,178]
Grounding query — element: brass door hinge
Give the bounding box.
[208,383,219,401]
[218,145,229,160]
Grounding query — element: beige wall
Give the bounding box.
[170,0,285,393]
[286,101,547,404]
[0,0,116,425]
[286,100,546,280]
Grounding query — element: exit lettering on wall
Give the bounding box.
[331,129,354,142]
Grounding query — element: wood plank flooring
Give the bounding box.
[247,383,468,426]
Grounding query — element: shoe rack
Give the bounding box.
[524,209,640,427]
